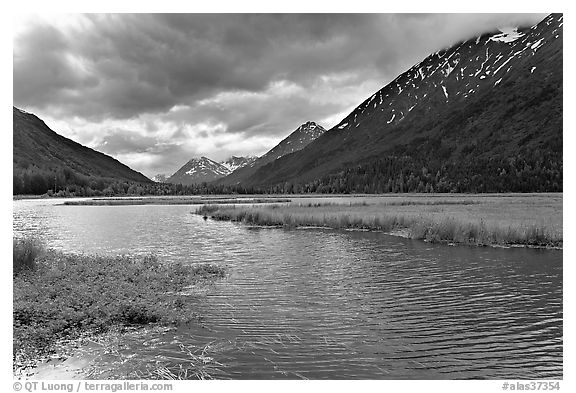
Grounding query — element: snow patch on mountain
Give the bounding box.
[220,156,257,172]
[489,28,524,43]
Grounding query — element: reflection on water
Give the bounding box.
[14,199,562,379]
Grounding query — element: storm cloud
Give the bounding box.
[13,13,547,177]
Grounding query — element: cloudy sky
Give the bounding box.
[13,13,546,178]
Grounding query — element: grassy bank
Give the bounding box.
[197,199,562,248]
[13,239,226,376]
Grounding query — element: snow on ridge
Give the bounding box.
[489,28,524,43]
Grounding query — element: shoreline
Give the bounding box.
[14,191,562,201]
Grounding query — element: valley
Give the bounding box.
[12,12,564,383]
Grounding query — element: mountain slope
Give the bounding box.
[13,107,151,194]
[218,121,326,185]
[241,14,562,193]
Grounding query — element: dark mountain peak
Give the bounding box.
[216,121,326,186]
[260,121,326,162]
[298,121,321,129]
[294,121,325,136]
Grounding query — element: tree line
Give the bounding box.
[14,149,561,197]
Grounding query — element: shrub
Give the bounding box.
[13,237,44,274]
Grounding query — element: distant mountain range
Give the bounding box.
[166,156,257,185]
[13,107,151,195]
[232,13,562,193]
[166,121,325,185]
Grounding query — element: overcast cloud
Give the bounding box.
[13,13,546,177]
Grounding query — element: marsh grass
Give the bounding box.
[13,248,226,372]
[63,197,291,206]
[197,203,562,248]
[133,342,230,380]
[13,237,45,274]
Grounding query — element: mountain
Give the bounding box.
[237,14,562,193]
[167,155,257,185]
[221,156,257,172]
[167,155,258,185]
[151,174,168,183]
[167,157,229,185]
[13,107,151,194]
[218,121,326,185]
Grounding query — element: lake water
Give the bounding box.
[13,198,563,379]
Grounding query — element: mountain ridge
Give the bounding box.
[13,107,152,194]
[238,13,562,193]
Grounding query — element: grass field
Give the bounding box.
[197,193,562,248]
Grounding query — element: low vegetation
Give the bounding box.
[13,242,226,375]
[197,199,562,248]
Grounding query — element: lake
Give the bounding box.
[13,198,563,379]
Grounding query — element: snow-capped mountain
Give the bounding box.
[221,156,257,172]
[167,155,258,185]
[167,157,229,185]
[239,13,562,192]
[218,121,326,185]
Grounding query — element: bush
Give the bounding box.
[13,237,44,274]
